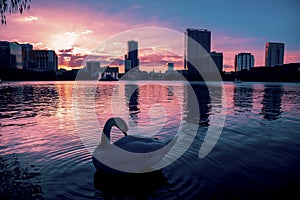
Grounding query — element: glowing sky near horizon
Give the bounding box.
[1,0,299,72]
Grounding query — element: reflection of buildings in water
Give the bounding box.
[209,84,223,109]
[167,86,174,100]
[94,170,169,198]
[124,83,181,137]
[185,84,211,123]
[95,84,119,126]
[0,84,60,120]
[125,84,140,124]
[261,86,283,120]
[233,85,253,112]
[33,84,59,117]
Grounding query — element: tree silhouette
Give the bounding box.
[0,0,31,25]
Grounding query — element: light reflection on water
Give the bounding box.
[0,81,300,199]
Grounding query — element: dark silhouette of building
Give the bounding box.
[32,50,58,72]
[99,66,119,80]
[184,28,211,76]
[265,42,284,67]
[0,41,22,69]
[125,40,139,73]
[210,51,223,72]
[234,52,254,72]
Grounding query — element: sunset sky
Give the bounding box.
[1,0,299,72]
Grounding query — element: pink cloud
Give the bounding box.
[285,50,300,64]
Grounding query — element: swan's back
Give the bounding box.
[113,135,165,153]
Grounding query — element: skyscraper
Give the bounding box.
[265,42,284,67]
[125,40,139,72]
[184,28,211,71]
[234,53,254,72]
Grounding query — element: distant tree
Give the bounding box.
[0,0,31,25]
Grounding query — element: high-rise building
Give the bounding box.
[0,41,22,69]
[234,53,254,72]
[184,28,211,71]
[125,40,139,72]
[210,51,223,72]
[32,50,58,72]
[265,42,284,67]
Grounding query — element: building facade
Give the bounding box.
[21,43,33,70]
[235,53,254,72]
[265,42,284,67]
[184,28,211,72]
[32,50,58,72]
[210,51,223,72]
[0,41,22,69]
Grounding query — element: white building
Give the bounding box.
[234,53,254,71]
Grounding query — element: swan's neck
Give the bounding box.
[100,121,113,147]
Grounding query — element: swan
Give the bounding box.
[92,117,176,174]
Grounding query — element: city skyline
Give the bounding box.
[1,0,299,71]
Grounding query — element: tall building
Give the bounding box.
[125,40,139,72]
[265,42,284,67]
[234,53,254,72]
[21,43,33,70]
[0,41,22,69]
[210,51,223,72]
[0,41,11,69]
[184,28,211,71]
[32,50,58,72]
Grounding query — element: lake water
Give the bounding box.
[0,81,300,199]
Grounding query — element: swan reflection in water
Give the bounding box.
[93,170,171,199]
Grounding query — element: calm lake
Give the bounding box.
[0,81,300,199]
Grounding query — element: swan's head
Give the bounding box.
[105,117,129,135]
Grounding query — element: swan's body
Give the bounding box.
[92,117,175,174]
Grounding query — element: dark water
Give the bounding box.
[0,81,300,199]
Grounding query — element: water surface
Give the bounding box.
[0,81,300,199]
